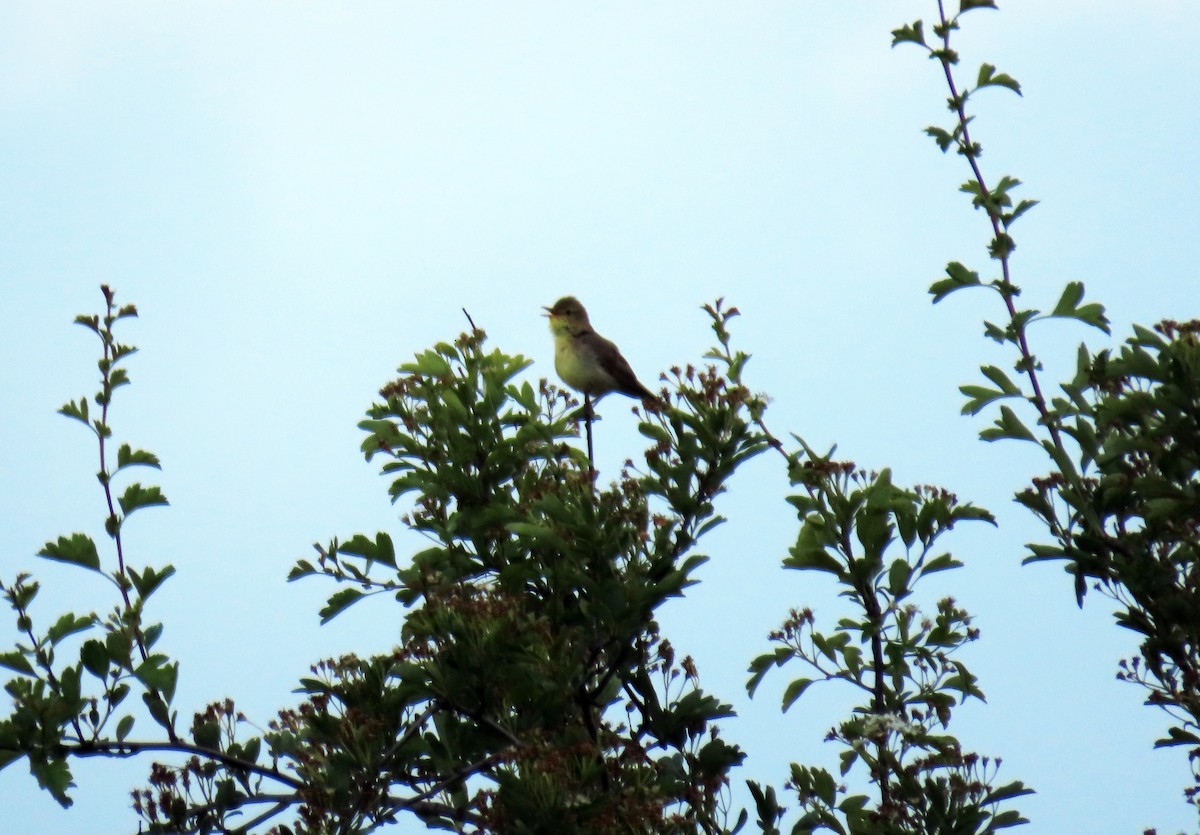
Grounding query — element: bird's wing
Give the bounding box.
[590,333,654,399]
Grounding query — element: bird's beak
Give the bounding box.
[541,306,553,317]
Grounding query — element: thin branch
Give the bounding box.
[66,738,305,791]
[932,3,1063,453]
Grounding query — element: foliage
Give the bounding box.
[0,286,180,808]
[745,448,1030,834]
[3,290,769,834]
[896,0,1200,826]
[2,3,1197,834]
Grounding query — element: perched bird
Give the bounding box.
[544,296,657,403]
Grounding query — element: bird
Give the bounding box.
[543,296,658,404]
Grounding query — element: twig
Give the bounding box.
[462,308,479,333]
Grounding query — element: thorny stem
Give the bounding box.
[68,738,305,790]
[94,286,176,741]
[931,4,1090,600]
[932,2,1065,455]
[864,589,891,811]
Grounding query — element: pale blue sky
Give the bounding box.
[2,3,1198,833]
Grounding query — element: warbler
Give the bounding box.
[544,296,657,402]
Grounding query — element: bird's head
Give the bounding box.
[543,296,591,335]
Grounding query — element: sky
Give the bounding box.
[1,2,1198,833]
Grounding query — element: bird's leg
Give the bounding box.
[584,393,596,476]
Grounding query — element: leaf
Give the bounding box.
[116,715,135,742]
[960,385,1008,416]
[74,314,101,333]
[975,62,1021,95]
[0,651,35,677]
[980,365,1022,395]
[57,398,90,426]
[889,20,925,48]
[80,640,110,678]
[983,320,1008,344]
[1004,198,1039,229]
[983,779,1036,803]
[116,444,161,471]
[746,648,791,697]
[320,588,366,623]
[143,691,172,730]
[1155,726,1200,748]
[960,0,998,11]
[38,534,101,572]
[134,657,178,700]
[1049,281,1085,317]
[929,261,982,302]
[980,405,1037,443]
[47,612,96,645]
[784,530,845,578]
[887,558,911,598]
[128,565,176,600]
[31,757,75,808]
[117,483,169,517]
[921,554,963,575]
[781,677,814,712]
[924,125,955,152]
[1075,302,1111,333]
[337,533,397,569]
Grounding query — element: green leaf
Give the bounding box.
[74,314,101,333]
[784,536,845,578]
[134,656,178,700]
[889,20,925,48]
[320,588,366,623]
[924,125,955,152]
[887,558,911,598]
[80,640,110,678]
[38,534,101,572]
[781,677,813,712]
[983,779,1035,803]
[746,648,791,697]
[975,62,1021,95]
[116,715,134,742]
[505,522,569,552]
[116,444,161,471]
[960,385,1008,416]
[960,0,998,11]
[31,757,75,808]
[983,320,1008,343]
[1075,302,1111,333]
[921,554,963,575]
[980,364,1022,395]
[1049,281,1084,317]
[0,651,35,677]
[929,262,982,302]
[1004,198,1039,227]
[57,398,90,426]
[337,533,397,569]
[128,565,176,600]
[1155,726,1200,748]
[117,483,169,517]
[980,405,1037,443]
[47,613,96,645]
[142,691,172,730]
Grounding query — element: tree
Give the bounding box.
[2,4,1197,834]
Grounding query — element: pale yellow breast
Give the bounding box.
[554,332,614,394]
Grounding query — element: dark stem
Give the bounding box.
[864,591,891,812]
[584,394,595,475]
[933,2,1062,453]
[96,288,177,740]
[66,738,305,790]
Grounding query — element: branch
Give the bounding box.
[65,738,305,791]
